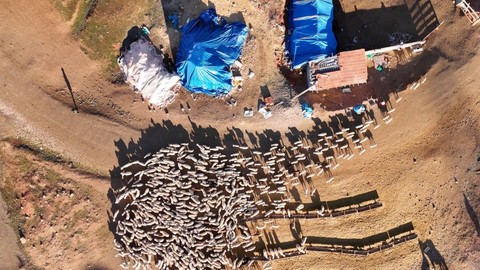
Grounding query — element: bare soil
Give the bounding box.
[0,0,479,269]
[0,141,120,269]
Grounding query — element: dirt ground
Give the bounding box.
[0,141,119,270]
[0,0,479,269]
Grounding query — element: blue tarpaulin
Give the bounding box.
[286,0,337,69]
[301,103,314,118]
[353,104,366,114]
[176,9,248,96]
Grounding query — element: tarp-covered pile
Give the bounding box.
[286,0,337,69]
[118,38,180,107]
[176,9,248,97]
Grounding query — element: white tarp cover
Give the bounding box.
[118,38,180,107]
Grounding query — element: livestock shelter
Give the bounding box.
[285,0,337,69]
[175,9,248,97]
[307,49,368,91]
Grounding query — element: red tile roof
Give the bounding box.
[314,49,367,91]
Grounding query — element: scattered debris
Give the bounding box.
[226,96,238,107]
[342,87,351,93]
[412,43,423,53]
[259,106,272,119]
[301,103,314,118]
[373,55,389,71]
[244,108,254,117]
[233,60,243,68]
[248,69,255,79]
[388,32,412,46]
[456,0,480,26]
[264,96,274,107]
[168,15,179,29]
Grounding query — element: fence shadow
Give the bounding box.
[404,0,441,39]
[333,0,439,51]
[324,190,379,210]
[261,222,416,253]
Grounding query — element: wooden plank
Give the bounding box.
[364,40,426,55]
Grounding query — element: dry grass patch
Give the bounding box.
[51,0,81,21]
[53,0,163,76]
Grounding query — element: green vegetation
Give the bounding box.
[76,241,88,253]
[44,169,62,185]
[73,208,90,223]
[16,155,34,174]
[51,0,80,21]
[0,184,24,230]
[54,0,161,76]
[50,200,64,222]
[72,0,97,36]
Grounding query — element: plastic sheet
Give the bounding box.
[286,0,337,69]
[176,9,248,97]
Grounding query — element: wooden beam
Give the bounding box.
[364,41,426,55]
[291,86,315,101]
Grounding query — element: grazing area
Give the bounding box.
[0,0,479,270]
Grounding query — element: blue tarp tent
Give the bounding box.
[176,9,248,96]
[286,0,337,69]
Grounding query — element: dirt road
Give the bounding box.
[0,0,141,173]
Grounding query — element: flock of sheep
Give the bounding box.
[112,121,378,269]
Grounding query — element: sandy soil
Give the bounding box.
[0,0,479,269]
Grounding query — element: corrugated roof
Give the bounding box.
[314,49,368,91]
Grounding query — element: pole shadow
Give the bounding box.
[463,192,480,237]
[61,67,79,113]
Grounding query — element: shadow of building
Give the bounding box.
[333,0,440,51]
